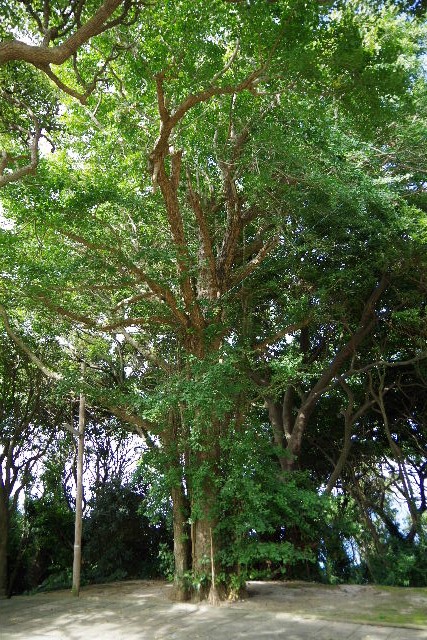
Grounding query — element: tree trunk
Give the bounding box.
[171,484,191,601]
[191,441,224,602]
[265,397,289,472]
[0,490,8,599]
[192,516,214,601]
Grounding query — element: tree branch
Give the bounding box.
[230,235,280,288]
[105,404,156,447]
[60,229,190,328]
[285,274,389,467]
[156,155,205,329]
[0,305,63,381]
[0,0,127,67]
[0,98,42,188]
[254,321,309,353]
[324,382,376,495]
[150,67,263,168]
[186,168,219,298]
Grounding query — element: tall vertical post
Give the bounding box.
[72,362,85,597]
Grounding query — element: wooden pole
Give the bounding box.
[72,362,85,597]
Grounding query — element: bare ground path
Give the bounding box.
[1,580,426,640]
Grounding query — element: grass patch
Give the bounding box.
[316,592,427,627]
[277,582,427,628]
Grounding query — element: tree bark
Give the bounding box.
[190,443,220,602]
[0,0,124,67]
[265,397,288,472]
[171,485,191,601]
[192,516,214,601]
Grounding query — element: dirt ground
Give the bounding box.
[1,580,427,640]
[241,581,427,626]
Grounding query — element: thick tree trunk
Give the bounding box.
[171,485,191,601]
[193,517,211,574]
[189,442,221,602]
[0,491,8,599]
[192,516,215,601]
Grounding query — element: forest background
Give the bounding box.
[0,0,426,603]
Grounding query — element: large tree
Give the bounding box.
[0,0,143,186]
[0,0,426,600]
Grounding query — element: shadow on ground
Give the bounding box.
[1,580,426,640]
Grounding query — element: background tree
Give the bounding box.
[0,330,65,597]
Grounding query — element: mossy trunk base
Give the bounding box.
[169,577,190,602]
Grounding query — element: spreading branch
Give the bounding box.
[0,305,62,381]
[0,2,140,105]
[0,0,127,67]
[254,320,309,353]
[285,274,390,467]
[105,404,156,447]
[156,154,205,330]
[60,229,190,328]
[0,95,42,188]
[231,235,281,288]
[324,381,376,494]
[151,67,263,168]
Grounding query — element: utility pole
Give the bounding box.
[72,362,85,597]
